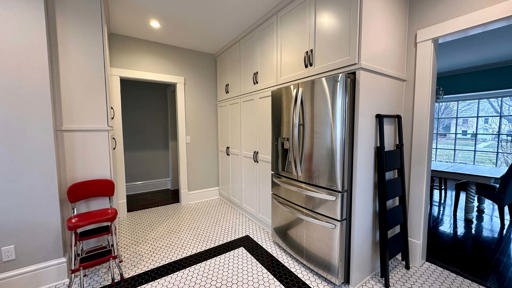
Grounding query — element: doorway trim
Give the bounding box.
[409,1,512,266]
[110,68,187,218]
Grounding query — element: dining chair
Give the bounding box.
[453,164,512,226]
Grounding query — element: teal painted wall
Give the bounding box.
[437,65,512,95]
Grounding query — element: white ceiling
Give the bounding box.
[108,0,287,54]
[437,23,512,74]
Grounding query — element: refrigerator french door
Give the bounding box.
[271,73,354,285]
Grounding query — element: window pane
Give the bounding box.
[497,153,512,168]
[478,98,500,116]
[438,102,457,117]
[437,149,454,162]
[503,97,512,115]
[476,134,497,152]
[432,133,437,148]
[438,118,455,134]
[477,117,499,134]
[500,116,512,134]
[437,134,455,149]
[432,149,437,161]
[455,150,474,164]
[475,152,496,167]
[456,118,477,134]
[455,134,475,150]
[499,136,512,153]
[433,118,438,133]
[458,100,478,117]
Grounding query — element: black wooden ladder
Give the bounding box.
[375,114,410,288]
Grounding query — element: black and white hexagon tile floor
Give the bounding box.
[50,199,481,288]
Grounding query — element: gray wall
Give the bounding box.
[403,0,507,188]
[0,0,63,272]
[109,34,218,191]
[121,80,172,183]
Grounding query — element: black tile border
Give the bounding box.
[104,235,310,288]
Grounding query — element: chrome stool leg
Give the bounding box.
[79,268,85,288]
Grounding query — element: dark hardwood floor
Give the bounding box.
[427,180,512,288]
[127,189,179,212]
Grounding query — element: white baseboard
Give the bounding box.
[0,258,67,288]
[126,178,171,194]
[186,187,219,204]
[409,238,423,267]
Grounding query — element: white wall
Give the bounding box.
[109,34,218,192]
[0,0,63,274]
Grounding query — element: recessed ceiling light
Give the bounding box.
[149,19,161,29]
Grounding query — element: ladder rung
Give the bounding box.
[386,205,404,230]
[384,149,401,171]
[388,232,403,260]
[385,177,402,200]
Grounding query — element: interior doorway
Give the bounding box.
[109,68,188,218]
[120,80,179,211]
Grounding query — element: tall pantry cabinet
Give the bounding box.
[47,0,114,216]
[241,93,272,225]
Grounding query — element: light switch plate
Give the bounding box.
[1,245,15,262]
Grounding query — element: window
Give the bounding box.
[432,90,512,168]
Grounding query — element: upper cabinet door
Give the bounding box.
[217,43,241,100]
[277,0,314,83]
[241,16,277,94]
[313,0,359,73]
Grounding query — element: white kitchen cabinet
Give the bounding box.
[241,92,272,225]
[217,43,241,100]
[240,16,277,93]
[277,0,358,82]
[218,99,242,204]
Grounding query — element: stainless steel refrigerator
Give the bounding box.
[271,72,354,285]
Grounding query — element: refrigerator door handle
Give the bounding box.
[273,176,337,201]
[293,87,303,176]
[290,87,298,175]
[273,197,336,229]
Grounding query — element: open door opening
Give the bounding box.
[119,80,179,212]
[109,68,187,218]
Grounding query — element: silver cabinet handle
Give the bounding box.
[112,137,117,150]
[274,197,336,229]
[226,146,231,156]
[110,106,115,120]
[273,176,337,201]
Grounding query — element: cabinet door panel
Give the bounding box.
[277,0,313,82]
[257,17,277,89]
[240,31,259,93]
[257,95,272,159]
[241,98,259,154]
[231,154,242,204]
[258,161,272,224]
[314,0,358,71]
[242,158,258,214]
[229,101,241,152]
[226,43,241,97]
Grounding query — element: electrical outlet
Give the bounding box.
[1,245,15,262]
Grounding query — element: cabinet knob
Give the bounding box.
[304,50,309,68]
[308,49,314,67]
[112,136,117,150]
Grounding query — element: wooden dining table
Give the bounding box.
[430,162,507,220]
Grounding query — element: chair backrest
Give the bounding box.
[498,163,512,204]
[67,179,115,204]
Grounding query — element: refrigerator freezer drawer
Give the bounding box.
[271,195,347,285]
[272,174,347,220]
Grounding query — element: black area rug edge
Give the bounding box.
[104,235,310,288]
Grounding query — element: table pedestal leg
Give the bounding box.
[464,183,477,220]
